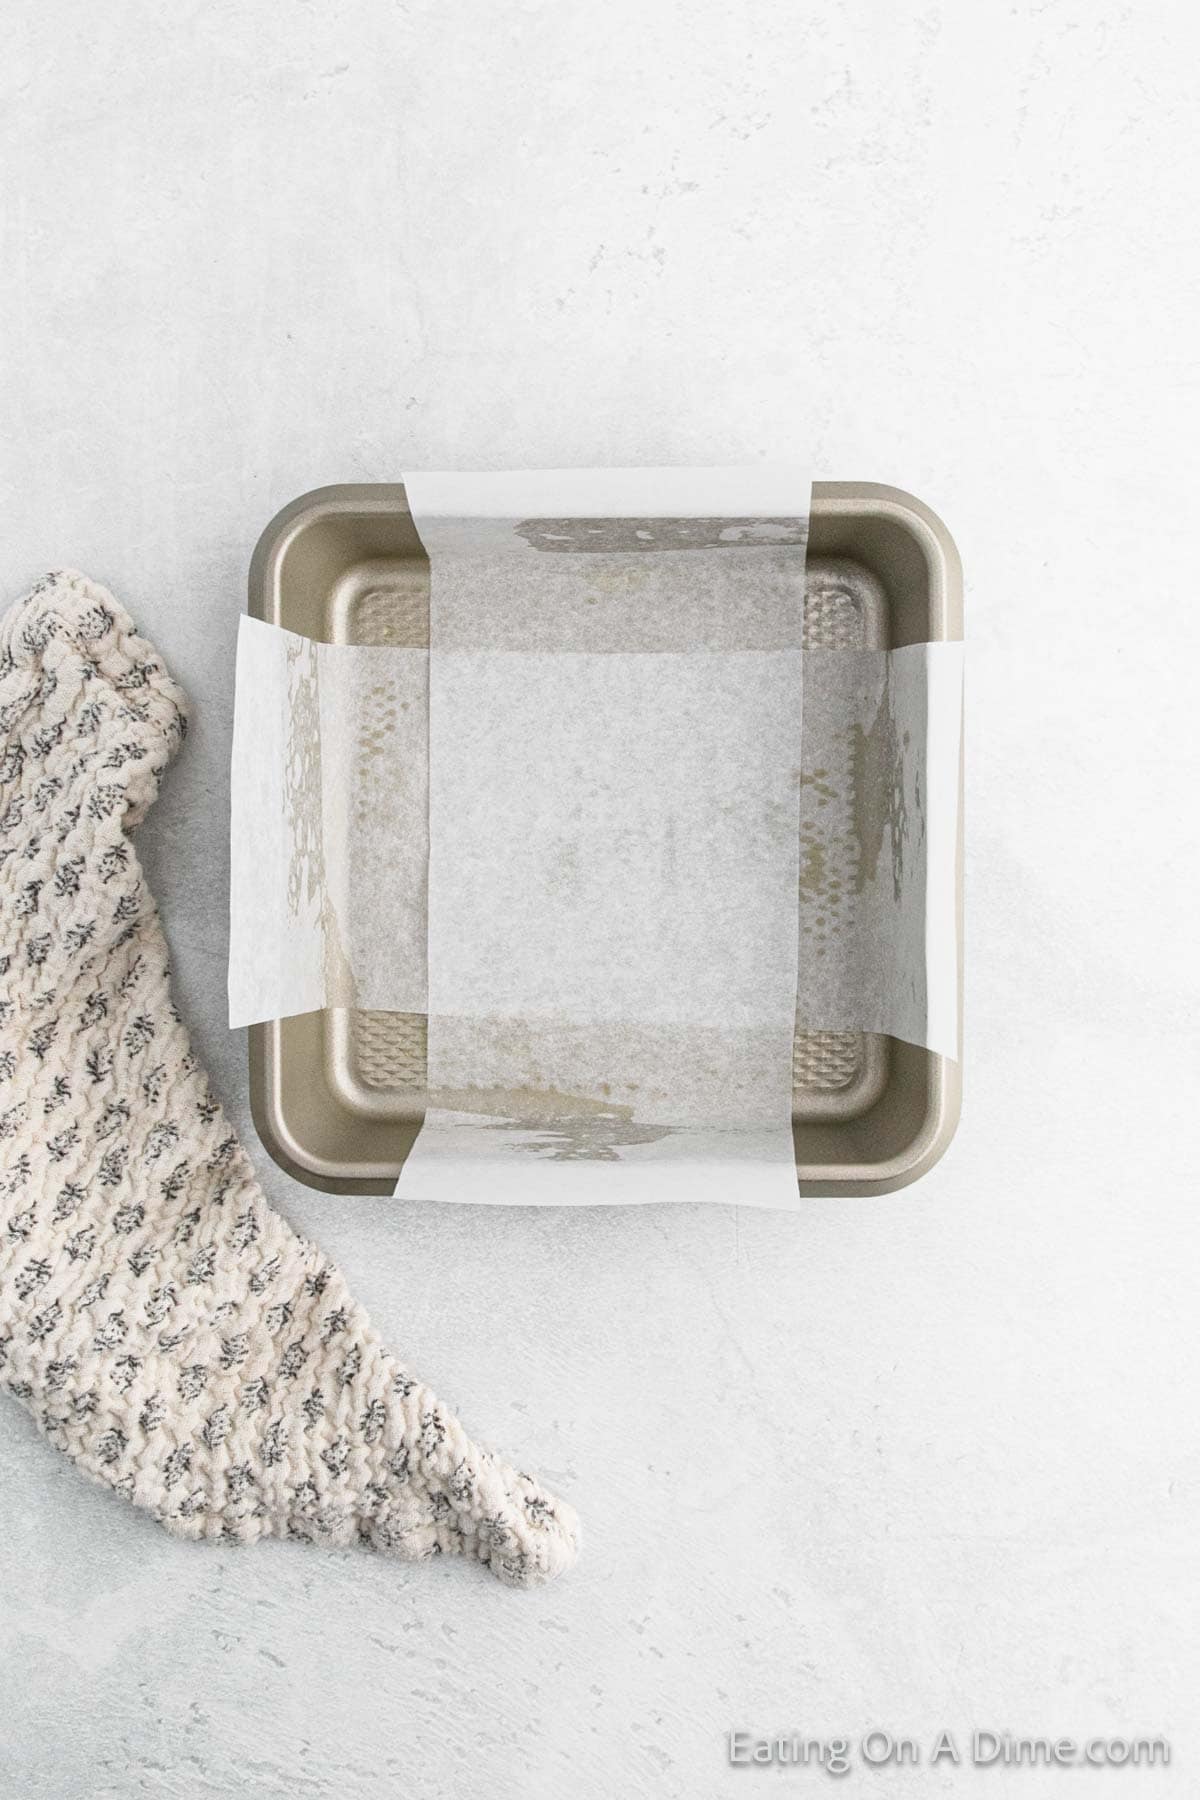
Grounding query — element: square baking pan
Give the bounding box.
[245,481,962,1198]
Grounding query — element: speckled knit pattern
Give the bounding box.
[0,572,578,1586]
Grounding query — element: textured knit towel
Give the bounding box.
[0,572,578,1586]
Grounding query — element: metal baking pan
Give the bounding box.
[246,481,962,1198]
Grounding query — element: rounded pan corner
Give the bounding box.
[247,1020,320,1189]
[248,1021,386,1196]
[813,480,959,559]
[795,1057,962,1198]
[812,481,963,641]
[873,1060,962,1195]
[248,483,412,622]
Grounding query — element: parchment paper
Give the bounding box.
[394,467,810,1206]
[228,619,428,1025]
[796,643,963,1060]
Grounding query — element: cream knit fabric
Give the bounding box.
[0,572,578,1586]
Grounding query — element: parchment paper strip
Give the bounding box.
[393,466,810,1206]
[796,642,963,1059]
[228,618,428,1027]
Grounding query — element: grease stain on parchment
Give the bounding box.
[428,1085,676,1161]
[797,663,923,989]
[798,748,854,963]
[514,516,809,555]
[799,668,919,937]
[851,679,910,902]
[283,636,357,1008]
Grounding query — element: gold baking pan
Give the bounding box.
[246,481,962,1198]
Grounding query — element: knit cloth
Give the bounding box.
[0,572,578,1586]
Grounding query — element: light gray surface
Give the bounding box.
[2,3,1199,1796]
